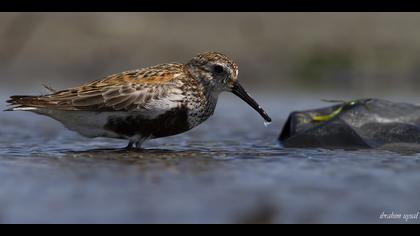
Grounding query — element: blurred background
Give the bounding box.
[2,13,420,224]
[2,12,420,97]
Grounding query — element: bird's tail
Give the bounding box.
[5,84,60,111]
[5,95,43,111]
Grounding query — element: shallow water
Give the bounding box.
[1,94,420,223]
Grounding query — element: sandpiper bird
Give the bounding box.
[6,52,272,149]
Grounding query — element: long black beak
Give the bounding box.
[231,82,272,123]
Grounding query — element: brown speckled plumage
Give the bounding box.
[7,52,271,149]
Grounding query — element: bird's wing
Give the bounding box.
[8,64,187,115]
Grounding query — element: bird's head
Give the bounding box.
[186,52,272,123]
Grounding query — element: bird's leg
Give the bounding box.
[134,136,149,150]
[134,142,143,149]
[125,136,148,150]
[135,140,146,149]
[125,141,135,150]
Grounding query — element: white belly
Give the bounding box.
[33,108,129,139]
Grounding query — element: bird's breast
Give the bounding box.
[185,94,218,128]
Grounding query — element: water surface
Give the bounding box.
[1,94,420,223]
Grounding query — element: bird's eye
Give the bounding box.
[213,65,225,74]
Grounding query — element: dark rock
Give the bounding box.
[279,99,420,149]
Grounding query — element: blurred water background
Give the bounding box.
[1,13,420,224]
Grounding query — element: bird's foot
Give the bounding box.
[124,141,145,151]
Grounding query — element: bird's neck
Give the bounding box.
[198,80,219,116]
[182,78,220,129]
